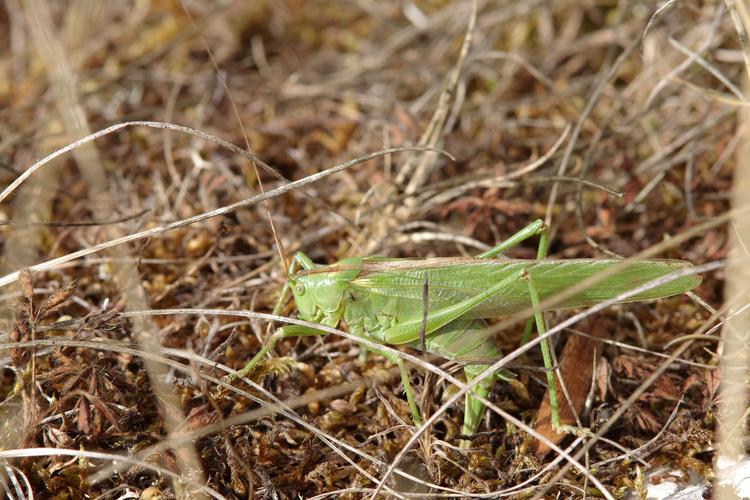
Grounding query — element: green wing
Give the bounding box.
[350,258,700,320]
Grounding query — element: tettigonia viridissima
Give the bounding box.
[230,218,701,447]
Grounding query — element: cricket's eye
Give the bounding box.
[294,283,306,295]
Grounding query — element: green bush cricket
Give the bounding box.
[232,219,701,447]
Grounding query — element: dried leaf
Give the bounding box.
[19,268,33,305]
[595,357,609,401]
[37,279,77,320]
[649,375,681,401]
[682,373,701,393]
[77,397,90,434]
[225,437,248,496]
[632,404,662,433]
[59,370,86,395]
[10,306,32,367]
[86,394,123,433]
[614,355,637,378]
[705,367,721,402]
[182,404,219,432]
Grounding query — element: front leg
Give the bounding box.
[227,324,327,381]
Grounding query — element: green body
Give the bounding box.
[237,220,701,446]
[297,257,700,345]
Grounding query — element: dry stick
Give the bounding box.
[400,0,476,195]
[641,0,681,56]
[716,5,750,497]
[0,463,31,498]
[358,0,477,255]
[403,174,620,226]
[0,122,252,203]
[0,209,149,227]
[162,75,186,194]
[726,0,750,81]
[635,108,734,176]
[371,260,722,500]
[572,325,714,370]
[592,397,685,470]
[387,230,491,254]
[665,283,750,352]
[668,37,746,101]
[0,252,276,279]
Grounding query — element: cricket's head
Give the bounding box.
[287,254,362,328]
[288,273,322,324]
